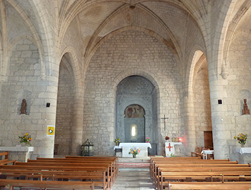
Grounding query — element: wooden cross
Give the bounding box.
[161,115,168,131]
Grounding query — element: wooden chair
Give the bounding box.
[191,147,203,158]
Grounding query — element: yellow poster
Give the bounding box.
[47,125,55,136]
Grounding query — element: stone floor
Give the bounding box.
[111,168,156,190]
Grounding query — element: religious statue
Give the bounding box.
[20,99,27,115]
[242,99,250,115]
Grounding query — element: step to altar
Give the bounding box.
[117,157,151,168]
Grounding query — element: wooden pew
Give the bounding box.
[33,156,118,186]
[0,169,107,187]
[167,181,251,190]
[16,161,115,187]
[0,165,109,190]
[0,179,95,190]
[0,156,118,190]
[150,158,241,182]
[0,152,16,165]
[150,157,251,190]
[155,166,251,189]
[35,156,119,179]
[152,163,250,181]
[159,171,251,190]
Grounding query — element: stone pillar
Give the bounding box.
[183,93,196,155]
[71,90,84,155]
[209,76,229,159]
[36,88,58,158]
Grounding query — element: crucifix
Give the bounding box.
[161,115,168,131]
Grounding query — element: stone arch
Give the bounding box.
[60,46,83,89]
[185,47,205,96]
[57,48,84,155]
[183,48,208,154]
[112,68,159,93]
[113,69,160,155]
[123,104,146,142]
[59,0,207,55]
[7,35,41,77]
[222,1,251,70]
[84,3,181,61]
[84,26,179,76]
[6,0,46,79]
[211,1,238,78]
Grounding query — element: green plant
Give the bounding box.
[114,138,120,144]
[234,133,247,145]
[170,153,176,157]
[128,147,140,156]
[19,133,32,146]
[146,137,150,143]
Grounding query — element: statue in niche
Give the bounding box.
[242,99,250,115]
[20,99,27,115]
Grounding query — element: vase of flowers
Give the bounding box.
[19,133,32,146]
[165,136,170,142]
[114,138,120,146]
[129,147,140,158]
[146,137,150,143]
[234,133,247,146]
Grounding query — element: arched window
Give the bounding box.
[131,124,137,137]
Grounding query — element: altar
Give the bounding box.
[165,141,182,157]
[114,143,151,157]
[0,146,34,162]
[235,147,251,164]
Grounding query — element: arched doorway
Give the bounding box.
[115,75,158,154]
[124,104,145,142]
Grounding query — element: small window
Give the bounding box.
[131,124,137,137]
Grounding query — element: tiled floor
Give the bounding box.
[111,168,156,190]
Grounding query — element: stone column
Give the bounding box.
[71,90,84,155]
[209,77,229,159]
[183,93,196,155]
[37,86,58,158]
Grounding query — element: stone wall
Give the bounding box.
[116,76,154,144]
[193,61,212,147]
[84,29,183,156]
[55,61,74,155]
[227,32,251,160]
[0,38,56,158]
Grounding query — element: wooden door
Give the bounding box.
[204,131,213,149]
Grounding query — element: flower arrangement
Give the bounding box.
[234,133,247,145]
[146,137,150,143]
[165,136,170,140]
[19,133,32,146]
[114,138,120,145]
[128,147,140,156]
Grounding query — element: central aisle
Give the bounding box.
[111,168,156,190]
[111,157,156,190]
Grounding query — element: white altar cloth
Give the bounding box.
[0,146,34,162]
[165,142,182,157]
[117,143,151,157]
[235,147,251,154]
[202,150,214,160]
[0,146,34,152]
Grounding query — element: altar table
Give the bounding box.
[235,147,251,164]
[115,143,151,157]
[202,150,214,160]
[0,146,34,162]
[165,142,182,157]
